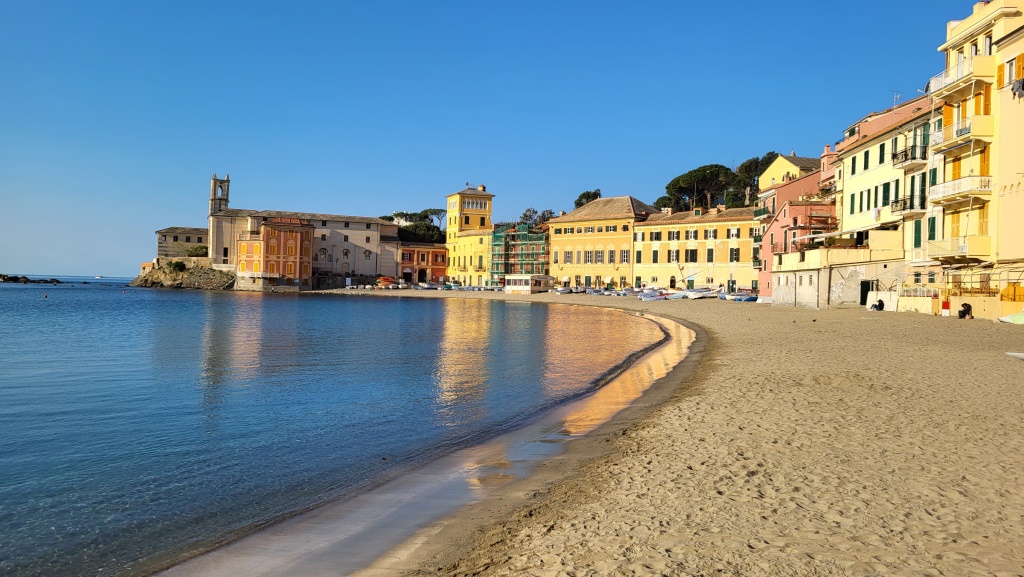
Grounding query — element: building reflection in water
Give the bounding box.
[431,299,491,427]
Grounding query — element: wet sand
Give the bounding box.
[339,290,1024,576]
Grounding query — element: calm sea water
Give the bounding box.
[0,278,664,576]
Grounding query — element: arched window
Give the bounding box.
[254,244,261,255]
[239,262,247,272]
[287,262,295,275]
[253,262,260,273]
[342,249,350,258]
[269,262,277,274]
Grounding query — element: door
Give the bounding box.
[417,269,427,283]
[687,278,695,289]
[727,279,736,293]
[860,280,873,306]
[669,276,677,289]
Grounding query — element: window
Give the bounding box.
[584,251,593,264]
[651,250,659,264]
[706,248,714,262]
[928,271,936,284]
[622,225,629,231]
[984,34,992,56]
[620,250,629,263]
[607,225,617,232]
[879,142,885,165]
[684,249,697,263]
[365,250,372,260]
[185,236,192,243]
[668,249,679,263]
[608,250,615,264]
[882,183,891,207]
[595,250,604,264]
[650,231,662,241]
[365,236,370,243]
[365,223,371,229]
[343,235,349,242]
[564,251,572,264]
[851,157,857,175]
[703,229,718,240]
[635,250,642,264]
[685,229,698,240]
[402,252,412,261]
[729,248,740,262]
[727,228,739,239]
[913,219,922,249]
[859,191,864,212]
[553,251,559,264]
[576,251,581,264]
[668,230,679,241]
[344,222,349,228]
[554,228,562,234]
[321,234,327,241]
[914,272,922,284]
[161,235,166,241]
[480,217,485,226]
[322,220,327,227]
[173,236,179,242]
[863,150,869,170]
[464,216,470,225]
[635,231,645,242]
[584,226,595,233]
[927,216,936,241]
[576,227,582,233]
[198,236,203,243]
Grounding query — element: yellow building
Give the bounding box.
[928,0,1024,317]
[445,184,494,286]
[634,206,759,291]
[547,196,657,289]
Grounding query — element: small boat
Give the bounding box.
[94,276,103,279]
[686,287,718,300]
[731,293,758,302]
[665,291,689,300]
[638,292,667,301]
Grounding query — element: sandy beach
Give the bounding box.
[329,290,1024,577]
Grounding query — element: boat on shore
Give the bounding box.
[686,287,718,300]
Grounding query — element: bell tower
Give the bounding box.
[209,173,230,216]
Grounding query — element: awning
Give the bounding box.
[604,276,614,282]
[561,276,570,282]
[797,219,900,241]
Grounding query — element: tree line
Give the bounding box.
[387,153,782,242]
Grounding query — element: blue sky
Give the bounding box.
[1,0,970,276]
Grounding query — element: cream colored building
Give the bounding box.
[633,206,759,291]
[445,184,494,286]
[547,196,656,288]
[206,175,399,284]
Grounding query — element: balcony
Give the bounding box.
[753,234,763,244]
[929,56,995,98]
[927,236,991,261]
[457,266,468,272]
[890,196,928,217]
[751,258,762,268]
[929,176,992,206]
[891,145,928,169]
[931,115,994,153]
[237,232,263,241]
[753,208,773,219]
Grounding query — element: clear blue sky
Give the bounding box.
[1,0,971,277]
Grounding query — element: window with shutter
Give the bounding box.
[913,220,922,249]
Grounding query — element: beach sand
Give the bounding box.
[333,290,1024,577]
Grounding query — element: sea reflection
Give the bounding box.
[431,299,492,426]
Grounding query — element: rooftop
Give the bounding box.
[548,196,657,223]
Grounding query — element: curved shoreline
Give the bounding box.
[152,294,698,577]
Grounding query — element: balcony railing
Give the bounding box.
[931,118,972,147]
[929,56,994,96]
[890,196,928,215]
[927,236,991,259]
[929,176,992,204]
[754,208,773,219]
[891,145,927,166]
[457,266,468,272]
[751,258,762,268]
[753,234,763,243]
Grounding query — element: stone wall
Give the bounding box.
[130,260,234,290]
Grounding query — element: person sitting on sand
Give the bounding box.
[959,302,973,319]
[869,299,884,311]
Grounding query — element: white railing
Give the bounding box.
[930,59,974,93]
[931,118,971,146]
[929,176,992,202]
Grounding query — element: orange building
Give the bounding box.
[398,242,447,284]
[235,218,315,291]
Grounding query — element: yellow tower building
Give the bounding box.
[445,184,495,286]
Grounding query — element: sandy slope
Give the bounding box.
[336,290,1024,577]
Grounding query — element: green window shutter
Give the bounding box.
[851,157,857,175]
[923,123,930,146]
[913,220,922,248]
[929,168,937,186]
[927,217,936,241]
[850,194,855,215]
[879,143,885,164]
[874,186,879,208]
[859,191,864,212]
[909,175,916,206]
[893,179,899,202]
[864,150,870,170]
[882,182,891,206]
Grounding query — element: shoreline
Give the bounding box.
[357,291,1024,576]
[152,295,699,577]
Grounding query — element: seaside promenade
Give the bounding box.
[339,290,1024,576]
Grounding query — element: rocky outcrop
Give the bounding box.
[0,275,62,284]
[130,263,235,290]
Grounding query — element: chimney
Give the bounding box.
[790,150,796,156]
[559,211,566,216]
[477,184,486,192]
[661,207,673,215]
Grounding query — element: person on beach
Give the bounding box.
[959,302,973,319]
[869,299,884,311]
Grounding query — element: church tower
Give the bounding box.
[209,173,230,216]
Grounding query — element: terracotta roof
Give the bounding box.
[547,196,657,224]
[781,156,821,171]
[254,210,393,225]
[637,206,758,226]
[156,227,208,235]
[446,186,495,198]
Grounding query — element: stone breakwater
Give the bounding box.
[0,274,62,284]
